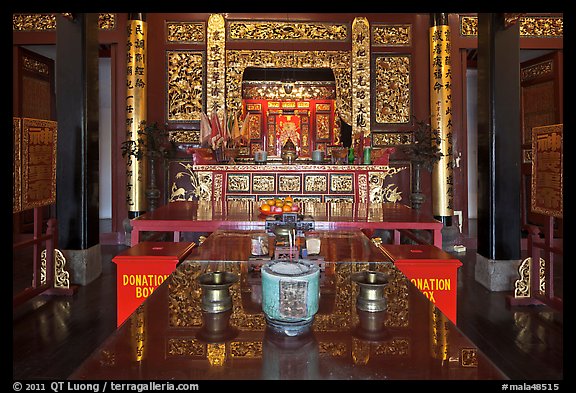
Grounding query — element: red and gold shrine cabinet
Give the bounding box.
[167,162,409,204]
[378,244,462,324]
[112,242,196,327]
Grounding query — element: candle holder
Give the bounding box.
[351,270,388,312]
[196,309,238,343]
[353,309,391,342]
[198,271,239,313]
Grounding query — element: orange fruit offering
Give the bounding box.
[282,204,292,212]
[266,199,276,206]
[284,196,293,203]
[261,204,271,212]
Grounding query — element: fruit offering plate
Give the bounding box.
[258,208,280,216]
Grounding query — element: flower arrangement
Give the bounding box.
[121,120,174,160]
[400,116,443,171]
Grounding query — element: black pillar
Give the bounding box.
[55,13,100,250]
[476,14,521,260]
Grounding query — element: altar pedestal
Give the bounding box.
[378,244,462,323]
[112,242,196,327]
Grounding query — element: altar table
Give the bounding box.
[70,229,506,380]
[130,201,443,248]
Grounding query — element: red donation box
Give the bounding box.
[112,242,196,327]
[379,245,462,323]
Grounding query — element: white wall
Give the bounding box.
[99,58,112,219]
[466,68,478,219]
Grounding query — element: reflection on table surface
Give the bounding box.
[70,230,507,380]
[133,200,443,225]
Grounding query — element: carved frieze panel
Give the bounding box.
[304,174,328,193]
[227,21,348,41]
[13,13,116,31]
[252,174,275,192]
[330,174,354,193]
[169,130,200,144]
[372,132,413,146]
[166,21,205,43]
[166,51,204,122]
[372,24,412,46]
[227,174,250,193]
[459,15,563,37]
[374,55,411,124]
[521,60,553,82]
[278,175,301,193]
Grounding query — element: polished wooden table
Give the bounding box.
[130,201,444,248]
[71,230,506,380]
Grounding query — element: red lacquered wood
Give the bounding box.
[71,230,507,381]
[131,201,443,248]
[378,244,463,324]
[112,242,196,327]
[112,241,197,261]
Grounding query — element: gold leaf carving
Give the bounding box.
[167,51,204,122]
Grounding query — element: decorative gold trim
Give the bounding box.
[227,21,348,41]
[40,248,70,289]
[230,341,263,358]
[13,13,116,31]
[166,51,204,122]
[21,118,58,210]
[514,257,546,298]
[461,348,478,367]
[170,163,213,202]
[368,168,406,203]
[520,16,563,37]
[372,24,411,46]
[459,15,563,37]
[168,130,200,144]
[351,17,371,139]
[460,16,478,36]
[130,305,146,362]
[207,14,226,114]
[374,55,411,124]
[278,175,301,193]
[521,59,553,82]
[22,56,49,75]
[13,118,22,213]
[166,21,205,43]
[531,124,563,218]
[242,81,336,101]
[430,24,454,216]
[126,19,148,213]
[358,174,368,203]
[167,338,205,357]
[372,132,413,146]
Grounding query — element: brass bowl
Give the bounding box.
[281,150,298,164]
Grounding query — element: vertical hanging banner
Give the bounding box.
[207,14,226,116]
[126,14,148,216]
[14,118,58,212]
[351,17,371,141]
[13,117,22,213]
[531,124,563,218]
[429,15,454,218]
